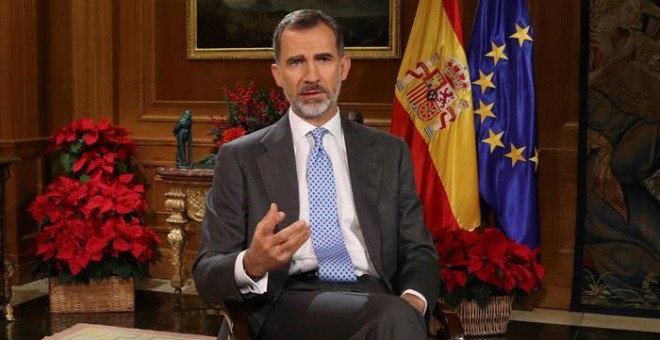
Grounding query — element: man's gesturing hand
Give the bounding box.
[243,203,309,279]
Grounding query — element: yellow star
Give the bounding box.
[481,129,505,153]
[509,23,533,47]
[475,99,496,123]
[473,70,496,93]
[529,147,539,171]
[504,143,527,167]
[485,41,508,66]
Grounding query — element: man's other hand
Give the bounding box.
[401,293,425,315]
[243,203,309,279]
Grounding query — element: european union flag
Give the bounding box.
[468,0,539,249]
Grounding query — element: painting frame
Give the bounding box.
[186,0,400,59]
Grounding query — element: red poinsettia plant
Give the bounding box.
[208,82,288,153]
[29,118,161,283]
[435,227,545,308]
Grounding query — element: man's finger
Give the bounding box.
[278,224,310,255]
[273,221,309,252]
[255,203,285,236]
[272,220,308,243]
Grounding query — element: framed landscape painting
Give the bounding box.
[187,0,400,59]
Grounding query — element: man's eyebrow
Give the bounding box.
[285,55,305,64]
[314,52,334,60]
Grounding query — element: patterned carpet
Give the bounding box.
[44,323,216,340]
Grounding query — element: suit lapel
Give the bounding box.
[342,117,384,278]
[257,114,299,231]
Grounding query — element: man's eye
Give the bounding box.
[289,59,303,66]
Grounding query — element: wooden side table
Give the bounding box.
[0,157,20,321]
[155,167,213,307]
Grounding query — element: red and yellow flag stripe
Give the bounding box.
[391,0,480,236]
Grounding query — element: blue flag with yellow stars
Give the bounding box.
[468,0,539,249]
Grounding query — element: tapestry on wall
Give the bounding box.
[572,0,659,317]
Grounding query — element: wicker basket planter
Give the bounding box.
[452,295,514,336]
[49,277,135,313]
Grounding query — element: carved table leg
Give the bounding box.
[3,257,13,321]
[164,187,188,309]
[0,161,17,322]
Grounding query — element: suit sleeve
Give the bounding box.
[192,142,248,303]
[394,139,440,314]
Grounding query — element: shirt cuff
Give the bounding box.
[234,250,268,294]
[401,289,428,315]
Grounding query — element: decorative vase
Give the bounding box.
[453,295,514,336]
[49,276,135,313]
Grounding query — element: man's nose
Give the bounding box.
[302,62,320,83]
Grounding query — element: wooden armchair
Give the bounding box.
[433,300,465,340]
[217,299,464,340]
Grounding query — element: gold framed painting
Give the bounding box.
[186,0,400,59]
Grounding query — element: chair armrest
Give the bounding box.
[433,301,465,340]
[218,301,249,340]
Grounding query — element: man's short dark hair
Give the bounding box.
[272,9,345,62]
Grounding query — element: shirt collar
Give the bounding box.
[289,108,343,144]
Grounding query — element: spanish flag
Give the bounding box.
[390,0,480,236]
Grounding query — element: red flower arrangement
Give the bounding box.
[29,118,160,283]
[208,82,288,153]
[435,227,545,308]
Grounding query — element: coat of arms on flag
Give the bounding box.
[396,51,471,140]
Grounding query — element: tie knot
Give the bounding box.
[311,128,329,147]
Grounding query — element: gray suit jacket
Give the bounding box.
[193,113,439,338]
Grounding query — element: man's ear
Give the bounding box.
[271,63,283,87]
[340,54,351,81]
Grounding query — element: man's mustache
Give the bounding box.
[299,84,329,95]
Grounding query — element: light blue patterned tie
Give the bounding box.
[307,128,357,283]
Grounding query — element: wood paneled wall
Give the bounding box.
[0,0,48,283]
[531,0,582,309]
[0,0,580,310]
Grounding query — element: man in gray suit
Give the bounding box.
[193,9,439,340]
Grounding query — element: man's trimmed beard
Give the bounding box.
[286,81,341,119]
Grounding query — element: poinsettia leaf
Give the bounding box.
[72,157,87,173]
[36,243,56,259]
[118,173,134,184]
[113,238,131,252]
[70,139,84,154]
[79,174,90,183]
[58,270,74,284]
[87,261,103,281]
[116,162,128,174]
[131,262,147,281]
[115,262,132,278]
[39,215,51,228]
[84,131,99,145]
[471,283,497,309]
[105,258,132,278]
[55,243,75,260]
[80,119,95,131]
[104,258,120,274]
[60,153,73,172]
[32,256,52,278]
[443,291,462,308]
